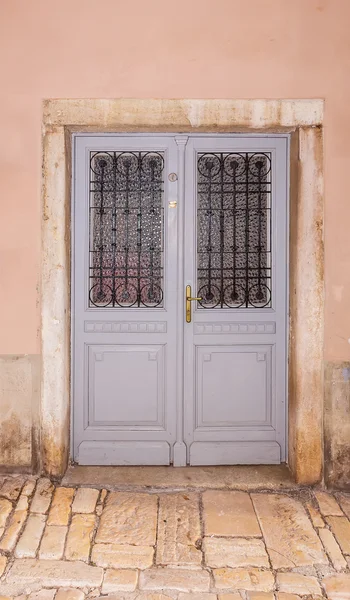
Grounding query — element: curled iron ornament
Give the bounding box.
[223,283,246,308]
[248,153,271,177]
[223,153,246,178]
[197,284,221,308]
[90,152,114,175]
[248,283,271,308]
[89,283,114,308]
[116,152,139,175]
[140,283,163,308]
[114,283,139,308]
[197,154,221,178]
[141,152,164,176]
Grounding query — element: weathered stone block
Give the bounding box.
[314,491,343,516]
[14,514,46,558]
[202,491,261,537]
[251,493,327,568]
[0,510,27,552]
[203,537,269,568]
[323,574,350,599]
[48,487,74,526]
[96,492,157,545]
[6,559,103,588]
[156,493,201,566]
[71,488,99,514]
[102,569,138,593]
[91,543,154,570]
[318,527,347,571]
[276,572,321,595]
[327,516,350,554]
[65,513,95,562]
[0,499,12,528]
[30,479,54,514]
[140,568,210,592]
[213,568,274,592]
[39,525,67,560]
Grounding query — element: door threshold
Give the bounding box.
[62,464,298,491]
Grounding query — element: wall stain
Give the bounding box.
[0,412,29,466]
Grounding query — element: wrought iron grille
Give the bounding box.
[197,152,272,309]
[89,151,164,308]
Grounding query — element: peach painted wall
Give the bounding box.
[0,0,349,360]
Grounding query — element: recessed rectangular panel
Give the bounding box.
[78,441,170,465]
[190,441,280,465]
[196,346,272,427]
[88,345,165,427]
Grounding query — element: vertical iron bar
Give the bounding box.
[99,160,105,300]
[124,161,130,298]
[257,162,262,298]
[245,154,249,307]
[149,160,155,301]
[207,163,213,299]
[137,153,142,306]
[219,153,224,307]
[111,153,117,307]
[232,160,237,301]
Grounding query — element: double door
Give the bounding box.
[72,134,288,465]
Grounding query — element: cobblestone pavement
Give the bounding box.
[0,476,349,599]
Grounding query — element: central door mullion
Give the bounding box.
[173,135,189,466]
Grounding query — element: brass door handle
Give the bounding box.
[186,285,202,323]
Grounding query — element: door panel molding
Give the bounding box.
[77,441,171,466]
[190,441,281,465]
[194,322,276,334]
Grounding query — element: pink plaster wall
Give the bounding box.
[0,0,348,360]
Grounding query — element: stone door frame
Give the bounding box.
[41,99,324,483]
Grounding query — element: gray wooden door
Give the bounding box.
[184,136,288,464]
[72,134,288,465]
[72,135,179,465]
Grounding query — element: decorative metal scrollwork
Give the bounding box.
[197,152,272,309]
[89,151,164,308]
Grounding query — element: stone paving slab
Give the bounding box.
[323,573,350,599]
[39,525,67,560]
[203,537,269,568]
[327,515,350,554]
[203,491,261,537]
[275,572,322,595]
[47,487,74,526]
[156,493,201,566]
[338,493,350,519]
[139,568,211,592]
[96,492,157,545]
[91,543,154,569]
[213,568,275,592]
[5,559,103,587]
[0,477,349,598]
[251,493,328,568]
